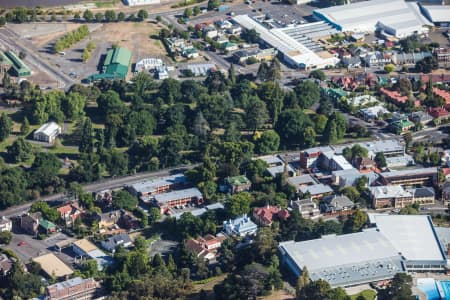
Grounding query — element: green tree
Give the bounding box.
[137,9,148,21]
[379,273,413,300]
[184,8,193,18]
[83,10,94,22]
[253,227,277,263]
[384,64,395,73]
[296,267,310,296]
[112,190,138,210]
[227,192,253,217]
[344,210,367,233]
[7,137,33,163]
[246,98,269,133]
[294,80,320,108]
[117,12,126,21]
[275,109,313,147]
[0,231,12,244]
[79,118,94,153]
[340,186,360,202]
[20,117,30,136]
[374,152,387,168]
[95,12,103,22]
[255,130,280,154]
[149,207,161,224]
[309,69,326,81]
[63,92,86,120]
[0,113,12,142]
[323,119,338,144]
[193,6,201,16]
[104,10,116,22]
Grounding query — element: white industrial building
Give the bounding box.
[123,0,160,6]
[279,214,448,287]
[420,4,450,27]
[134,58,163,72]
[33,121,62,144]
[233,15,339,69]
[313,0,432,38]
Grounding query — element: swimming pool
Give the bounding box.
[438,281,450,300]
[417,278,441,300]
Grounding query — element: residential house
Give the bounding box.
[0,217,12,232]
[221,42,238,52]
[119,211,140,230]
[154,188,204,214]
[354,157,377,172]
[332,76,359,91]
[360,105,389,121]
[46,277,100,300]
[442,150,450,167]
[299,183,333,199]
[390,118,415,134]
[33,122,62,144]
[323,88,348,102]
[57,202,83,226]
[252,205,290,226]
[215,19,233,29]
[0,254,14,276]
[101,233,133,253]
[320,195,355,213]
[428,107,450,121]
[341,56,362,68]
[362,51,392,67]
[300,146,334,169]
[433,88,450,106]
[223,175,252,194]
[95,190,113,206]
[39,219,57,234]
[227,25,242,35]
[185,234,227,263]
[223,215,258,237]
[380,88,419,107]
[203,25,219,39]
[434,48,450,68]
[291,199,321,219]
[348,94,380,107]
[95,210,121,229]
[410,111,433,125]
[369,185,413,209]
[20,212,41,235]
[182,47,199,59]
[379,167,438,186]
[392,52,431,65]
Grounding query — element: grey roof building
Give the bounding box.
[101,233,133,253]
[320,195,355,213]
[299,184,333,198]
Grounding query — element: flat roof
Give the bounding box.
[287,175,318,187]
[73,239,98,254]
[369,185,412,199]
[421,5,450,23]
[381,167,437,178]
[154,187,202,204]
[32,253,73,277]
[314,0,431,36]
[128,174,187,194]
[370,214,446,262]
[299,183,333,195]
[279,229,404,287]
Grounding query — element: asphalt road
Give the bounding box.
[0,164,199,218]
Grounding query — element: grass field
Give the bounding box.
[349,289,376,300]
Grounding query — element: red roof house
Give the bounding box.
[57,202,83,226]
[185,234,226,263]
[428,107,450,119]
[380,87,419,107]
[434,88,450,105]
[253,205,290,226]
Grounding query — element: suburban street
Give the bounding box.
[0,164,199,218]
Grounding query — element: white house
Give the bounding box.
[33,122,62,144]
[223,215,257,237]
[0,216,12,232]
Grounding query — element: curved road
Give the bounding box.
[0,164,199,218]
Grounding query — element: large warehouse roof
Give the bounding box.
[369,214,446,262]
[279,229,404,287]
[233,15,339,69]
[420,5,450,23]
[314,0,432,38]
[33,253,73,278]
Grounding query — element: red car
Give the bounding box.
[18,241,26,246]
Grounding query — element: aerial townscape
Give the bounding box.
[0,0,450,299]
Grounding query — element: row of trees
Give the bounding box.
[80,9,148,23]
[54,25,90,53]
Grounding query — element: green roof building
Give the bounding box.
[39,219,57,234]
[3,51,30,77]
[323,88,348,102]
[5,51,31,77]
[390,119,414,135]
[224,175,251,194]
[85,47,131,83]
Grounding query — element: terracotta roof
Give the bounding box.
[428,107,450,118]
[434,88,450,104]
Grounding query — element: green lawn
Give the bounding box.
[349,289,376,300]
